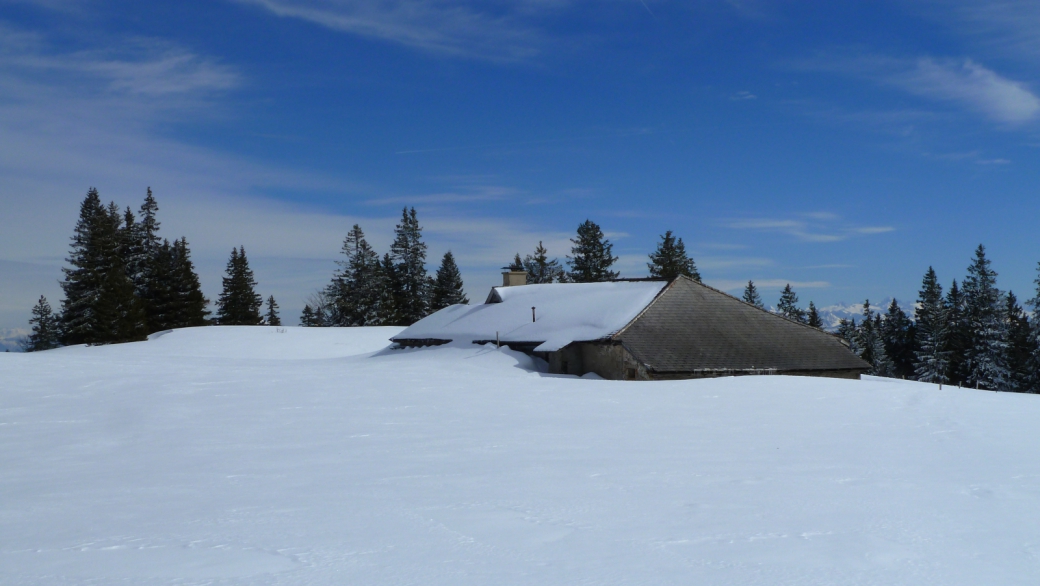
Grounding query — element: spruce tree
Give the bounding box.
[1025,262,1040,393]
[855,300,895,377]
[962,245,1012,390]
[836,318,859,354]
[375,253,403,326]
[505,253,524,272]
[329,224,381,326]
[389,208,431,325]
[431,251,468,311]
[914,268,950,384]
[807,301,823,329]
[169,238,210,328]
[567,219,618,283]
[522,241,567,284]
[60,189,145,345]
[265,296,281,326]
[144,239,178,331]
[647,230,700,281]
[742,280,764,309]
[945,280,968,385]
[300,305,318,327]
[216,246,263,325]
[1004,291,1031,391]
[882,299,916,378]
[22,296,61,351]
[777,284,807,323]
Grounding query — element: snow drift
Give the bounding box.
[2,326,1039,585]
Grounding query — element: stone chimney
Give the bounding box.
[502,270,528,287]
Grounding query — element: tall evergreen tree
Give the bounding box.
[375,253,403,326]
[389,208,431,325]
[431,251,469,311]
[807,301,823,329]
[1004,291,1031,391]
[567,219,618,283]
[168,238,210,328]
[329,224,381,326]
[216,246,263,325]
[776,284,807,323]
[856,300,895,377]
[60,189,145,345]
[962,245,1012,390]
[1025,262,1040,393]
[300,305,319,327]
[742,280,764,309]
[522,241,567,284]
[836,318,859,354]
[945,279,968,385]
[882,299,916,378]
[647,230,700,281]
[22,296,61,351]
[914,268,950,384]
[265,296,281,326]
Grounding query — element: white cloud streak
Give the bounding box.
[894,58,1040,124]
[230,0,563,61]
[724,213,894,243]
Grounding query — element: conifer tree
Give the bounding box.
[914,268,950,384]
[300,305,318,327]
[94,261,147,343]
[945,280,968,385]
[505,253,524,272]
[742,280,764,309]
[647,230,700,281]
[777,284,807,323]
[329,224,381,326]
[1004,291,1031,391]
[962,245,1011,390]
[389,208,431,325]
[169,238,210,328]
[1025,262,1040,393]
[216,246,263,325]
[431,251,468,311]
[882,299,916,378]
[22,296,61,351]
[144,239,178,331]
[567,219,618,283]
[836,318,859,354]
[60,189,146,345]
[126,188,163,305]
[855,300,894,377]
[522,241,567,284]
[265,296,281,326]
[375,253,403,325]
[807,301,823,329]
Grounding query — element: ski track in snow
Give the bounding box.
[1,325,1039,584]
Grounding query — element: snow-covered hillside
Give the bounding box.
[2,327,1039,585]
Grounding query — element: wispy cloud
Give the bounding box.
[730,90,757,100]
[724,213,894,243]
[896,58,1040,123]
[231,0,565,61]
[799,52,1040,124]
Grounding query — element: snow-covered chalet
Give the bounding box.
[391,274,869,380]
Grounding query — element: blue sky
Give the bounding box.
[2,0,1039,331]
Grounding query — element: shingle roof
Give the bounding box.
[615,277,868,373]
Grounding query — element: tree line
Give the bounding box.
[21,188,281,351]
[20,194,1040,394]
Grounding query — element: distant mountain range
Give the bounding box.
[765,298,912,332]
[0,328,28,352]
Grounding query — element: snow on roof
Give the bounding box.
[393,281,667,352]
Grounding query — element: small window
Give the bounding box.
[625,368,636,380]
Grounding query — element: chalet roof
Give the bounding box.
[614,277,868,373]
[391,281,667,352]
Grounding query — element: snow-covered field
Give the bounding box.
[2,326,1039,585]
